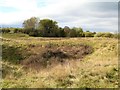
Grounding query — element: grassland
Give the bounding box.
[1,33,118,88]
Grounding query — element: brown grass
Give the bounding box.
[2,35,118,88]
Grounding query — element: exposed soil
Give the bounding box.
[21,44,94,70]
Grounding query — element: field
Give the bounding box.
[1,33,118,88]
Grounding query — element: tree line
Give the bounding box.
[0,17,119,38]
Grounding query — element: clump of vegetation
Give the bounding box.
[2,44,24,64]
[113,33,120,39]
[94,32,114,38]
[106,67,118,81]
[2,62,23,79]
[84,31,96,37]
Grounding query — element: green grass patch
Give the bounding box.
[2,33,29,39]
[2,44,24,64]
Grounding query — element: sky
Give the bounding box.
[0,0,119,32]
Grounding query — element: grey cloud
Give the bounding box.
[63,2,118,18]
[87,2,118,12]
[50,2,118,32]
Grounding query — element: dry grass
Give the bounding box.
[1,34,118,88]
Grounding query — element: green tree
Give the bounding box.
[38,19,59,37]
[68,29,77,37]
[22,17,39,36]
[63,26,71,37]
[72,27,83,37]
[57,27,66,37]
[23,17,39,29]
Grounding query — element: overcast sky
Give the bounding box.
[0,0,119,32]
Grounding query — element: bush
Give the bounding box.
[94,32,114,38]
[94,32,104,37]
[84,32,94,37]
[1,28,10,33]
[113,33,120,39]
[103,32,114,38]
[14,28,23,33]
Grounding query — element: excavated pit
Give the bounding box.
[21,44,94,70]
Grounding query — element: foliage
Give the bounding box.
[2,44,24,64]
[113,33,120,39]
[38,19,59,37]
[84,32,95,37]
[73,27,84,37]
[103,32,114,38]
[1,17,118,38]
[63,26,71,37]
[94,32,114,38]
[0,28,10,33]
[23,17,39,29]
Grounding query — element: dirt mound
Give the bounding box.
[21,44,94,70]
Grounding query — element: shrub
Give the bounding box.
[1,28,10,33]
[94,32,114,38]
[94,32,104,37]
[113,33,120,39]
[84,32,94,37]
[13,28,23,33]
[103,32,114,38]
